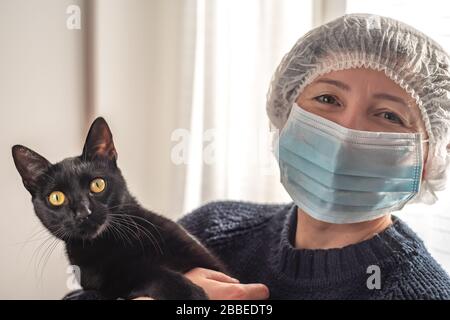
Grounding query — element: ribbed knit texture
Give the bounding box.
[178,201,450,300]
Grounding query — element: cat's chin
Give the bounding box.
[70,220,108,241]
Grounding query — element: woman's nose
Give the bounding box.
[333,107,367,131]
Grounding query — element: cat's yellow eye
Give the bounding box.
[48,191,65,206]
[90,178,106,193]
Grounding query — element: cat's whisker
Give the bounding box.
[110,216,164,256]
[109,214,164,255]
[29,229,61,273]
[22,224,48,239]
[103,220,119,243]
[39,237,62,280]
[111,221,134,247]
[114,216,159,256]
[109,213,164,245]
[29,237,52,278]
[123,218,164,255]
[104,220,120,241]
[17,231,50,245]
[123,219,163,256]
[16,227,52,258]
[24,224,47,240]
[61,230,73,244]
[117,213,164,240]
[35,236,59,280]
[107,204,166,238]
[38,228,64,263]
[108,224,129,247]
[106,203,140,211]
[112,216,159,256]
[110,212,164,231]
[107,219,134,247]
[100,212,131,246]
[109,217,146,253]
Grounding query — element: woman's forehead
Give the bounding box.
[315,68,395,86]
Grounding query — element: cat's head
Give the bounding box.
[12,117,130,241]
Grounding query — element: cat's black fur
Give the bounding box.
[12,117,226,299]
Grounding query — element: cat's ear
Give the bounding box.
[82,117,118,163]
[12,145,51,194]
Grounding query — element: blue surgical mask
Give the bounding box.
[274,104,426,224]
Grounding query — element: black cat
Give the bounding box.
[12,117,226,300]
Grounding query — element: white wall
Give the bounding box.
[0,0,86,299]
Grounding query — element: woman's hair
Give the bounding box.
[267,13,450,204]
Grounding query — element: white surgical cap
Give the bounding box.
[267,13,450,204]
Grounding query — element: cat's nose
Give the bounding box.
[75,206,92,222]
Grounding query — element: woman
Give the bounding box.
[177,13,450,300]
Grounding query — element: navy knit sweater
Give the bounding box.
[178,201,450,300]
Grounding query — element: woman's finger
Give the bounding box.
[240,283,270,300]
[203,269,240,283]
[224,283,270,300]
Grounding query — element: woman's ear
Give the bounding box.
[81,117,118,163]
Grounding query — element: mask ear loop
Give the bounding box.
[416,137,430,199]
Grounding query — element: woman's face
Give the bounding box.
[295,68,429,167]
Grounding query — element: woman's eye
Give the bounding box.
[90,178,106,193]
[380,112,404,125]
[314,94,340,105]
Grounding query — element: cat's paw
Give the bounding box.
[186,283,209,300]
[62,289,107,300]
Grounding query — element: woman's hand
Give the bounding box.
[184,267,270,300]
[133,267,270,300]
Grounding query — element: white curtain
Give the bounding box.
[180,0,313,213]
[92,0,312,218]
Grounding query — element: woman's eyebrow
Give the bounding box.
[315,78,410,108]
[373,93,409,108]
[315,78,351,91]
